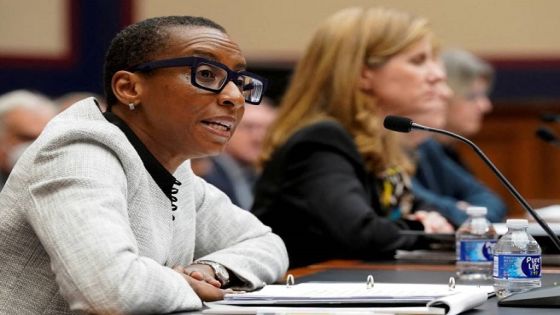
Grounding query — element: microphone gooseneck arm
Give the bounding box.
[414,123,560,251]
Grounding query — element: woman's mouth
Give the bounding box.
[202,120,233,132]
[201,118,235,139]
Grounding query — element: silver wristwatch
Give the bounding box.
[196,260,230,286]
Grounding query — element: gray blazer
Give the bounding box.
[0,98,288,314]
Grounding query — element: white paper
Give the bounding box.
[427,290,488,315]
[535,205,560,222]
[215,282,493,315]
[203,303,446,315]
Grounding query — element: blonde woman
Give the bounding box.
[252,7,453,267]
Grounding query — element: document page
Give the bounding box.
[221,282,493,305]
[208,282,493,315]
[204,303,447,315]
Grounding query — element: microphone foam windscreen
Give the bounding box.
[536,126,558,143]
[383,115,413,133]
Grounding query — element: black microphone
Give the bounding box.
[536,126,560,147]
[384,115,560,307]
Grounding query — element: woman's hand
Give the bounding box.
[173,265,224,301]
[182,264,222,288]
[410,210,454,234]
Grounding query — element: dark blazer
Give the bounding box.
[202,154,256,210]
[252,120,424,268]
[203,158,237,203]
[413,139,507,226]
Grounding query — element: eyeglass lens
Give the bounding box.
[195,64,228,90]
[194,62,264,104]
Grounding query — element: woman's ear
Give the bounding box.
[359,66,375,92]
[112,70,142,104]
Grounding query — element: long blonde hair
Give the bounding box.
[261,7,432,174]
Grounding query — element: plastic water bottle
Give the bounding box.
[493,219,542,299]
[456,206,497,280]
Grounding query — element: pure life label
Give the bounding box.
[522,256,541,277]
[493,255,542,279]
[459,239,495,262]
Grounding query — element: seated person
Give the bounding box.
[197,98,277,209]
[0,89,56,190]
[252,7,453,268]
[0,16,288,314]
[440,48,494,170]
[412,49,506,226]
[413,139,507,225]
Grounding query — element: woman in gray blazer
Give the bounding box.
[0,16,288,314]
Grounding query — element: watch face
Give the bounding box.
[214,264,230,285]
[198,261,229,286]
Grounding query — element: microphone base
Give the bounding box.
[498,285,560,307]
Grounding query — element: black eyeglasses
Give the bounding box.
[127,56,267,105]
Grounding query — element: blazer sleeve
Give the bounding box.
[26,140,202,314]
[191,176,289,289]
[413,141,507,225]
[289,144,420,253]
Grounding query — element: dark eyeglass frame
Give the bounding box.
[127,56,268,105]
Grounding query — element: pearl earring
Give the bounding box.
[128,103,136,111]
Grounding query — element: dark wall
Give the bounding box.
[0,0,131,99]
[252,61,560,106]
[2,0,560,106]
[490,59,560,103]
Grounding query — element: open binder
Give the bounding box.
[207,275,495,315]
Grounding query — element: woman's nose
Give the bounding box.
[218,81,245,109]
[428,61,446,83]
[478,96,493,113]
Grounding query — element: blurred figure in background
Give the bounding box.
[0,90,56,190]
[55,91,107,112]
[412,49,506,226]
[196,98,277,209]
[438,49,495,169]
[252,7,453,268]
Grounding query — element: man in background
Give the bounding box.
[0,90,56,190]
[193,98,277,209]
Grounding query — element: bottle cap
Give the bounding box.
[506,219,529,229]
[466,206,487,216]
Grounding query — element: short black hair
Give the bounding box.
[103,16,226,107]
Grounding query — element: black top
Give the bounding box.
[103,112,177,199]
[104,112,182,220]
[251,120,424,268]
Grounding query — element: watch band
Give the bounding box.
[195,260,230,286]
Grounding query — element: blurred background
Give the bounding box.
[1,0,560,217]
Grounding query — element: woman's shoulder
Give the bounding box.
[418,139,445,154]
[31,100,141,174]
[287,120,355,149]
[44,100,128,147]
[272,120,363,166]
